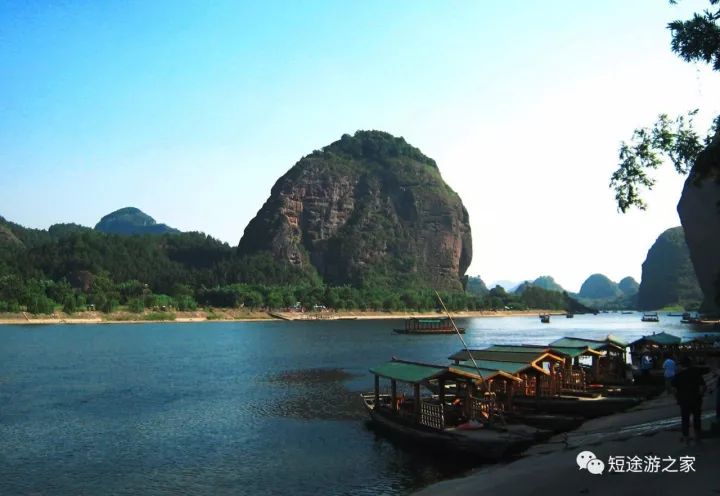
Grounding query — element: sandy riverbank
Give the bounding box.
[0,309,559,325]
[413,373,720,496]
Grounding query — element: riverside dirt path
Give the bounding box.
[413,372,720,496]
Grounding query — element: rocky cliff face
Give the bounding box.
[238,131,472,290]
[637,227,702,310]
[677,132,720,313]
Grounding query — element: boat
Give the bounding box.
[362,359,548,459]
[393,317,464,334]
[641,312,659,322]
[565,313,574,319]
[680,312,701,324]
[621,311,633,315]
[539,314,550,324]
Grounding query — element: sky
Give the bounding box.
[1,1,718,293]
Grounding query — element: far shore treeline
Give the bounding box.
[0,218,589,315]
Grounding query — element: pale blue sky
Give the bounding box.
[1,1,718,291]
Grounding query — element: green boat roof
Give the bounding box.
[369,360,447,383]
[459,359,537,375]
[449,347,568,364]
[549,337,619,351]
[605,334,628,347]
[485,344,597,359]
[630,332,682,347]
[449,349,551,363]
[448,364,522,382]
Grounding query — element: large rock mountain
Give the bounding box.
[638,226,703,310]
[677,132,720,313]
[238,131,472,289]
[95,207,179,236]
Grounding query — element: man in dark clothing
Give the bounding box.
[671,357,706,442]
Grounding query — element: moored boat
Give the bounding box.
[539,314,550,323]
[362,359,547,459]
[641,312,659,322]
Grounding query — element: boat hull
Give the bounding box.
[361,395,540,460]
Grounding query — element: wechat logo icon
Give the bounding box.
[577,450,605,475]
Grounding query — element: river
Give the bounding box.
[0,313,715,495]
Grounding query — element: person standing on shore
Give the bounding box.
[672,357,706,443]
[662,354,676,393]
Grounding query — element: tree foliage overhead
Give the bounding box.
[669,0,720,70]
[610,0,720,212]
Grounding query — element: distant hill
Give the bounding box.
[95,207,180,236]
[618,276,639,297]
[466,276,489,296]
[513,281,533,294]
[489,280,522,292]
[578,274,622,300]
[532,276,564,292]
[638,226,702,310]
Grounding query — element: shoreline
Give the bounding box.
[413,373,720,496]
[0,309,561,325]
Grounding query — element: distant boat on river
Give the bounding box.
[641,312,659,323]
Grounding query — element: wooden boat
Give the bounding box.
[641,312,659,322]
[363,359,548,459]
[539,314,550,324]
[361,394,545,458]
[393,317,464,334]
[680,312,701,324]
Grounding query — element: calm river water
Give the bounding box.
[0,314,716,495]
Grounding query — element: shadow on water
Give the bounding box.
[359,422,483,494]
[266,367,360,384]
[260,367,366,421]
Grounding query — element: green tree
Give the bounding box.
[610,1,720,212]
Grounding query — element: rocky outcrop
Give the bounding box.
[95,207,180,236]
[238,131,472,289]
[637,227,703,310]
[677,134,720,313]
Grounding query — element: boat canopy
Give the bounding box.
[458,359,547,375]
[629,332,682,347]
[485,344,602,359]
[369,360,447,384]
[448,364,523,382]
[549,336,624,352]
[449,349,563,366]
[605,334,628,347]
